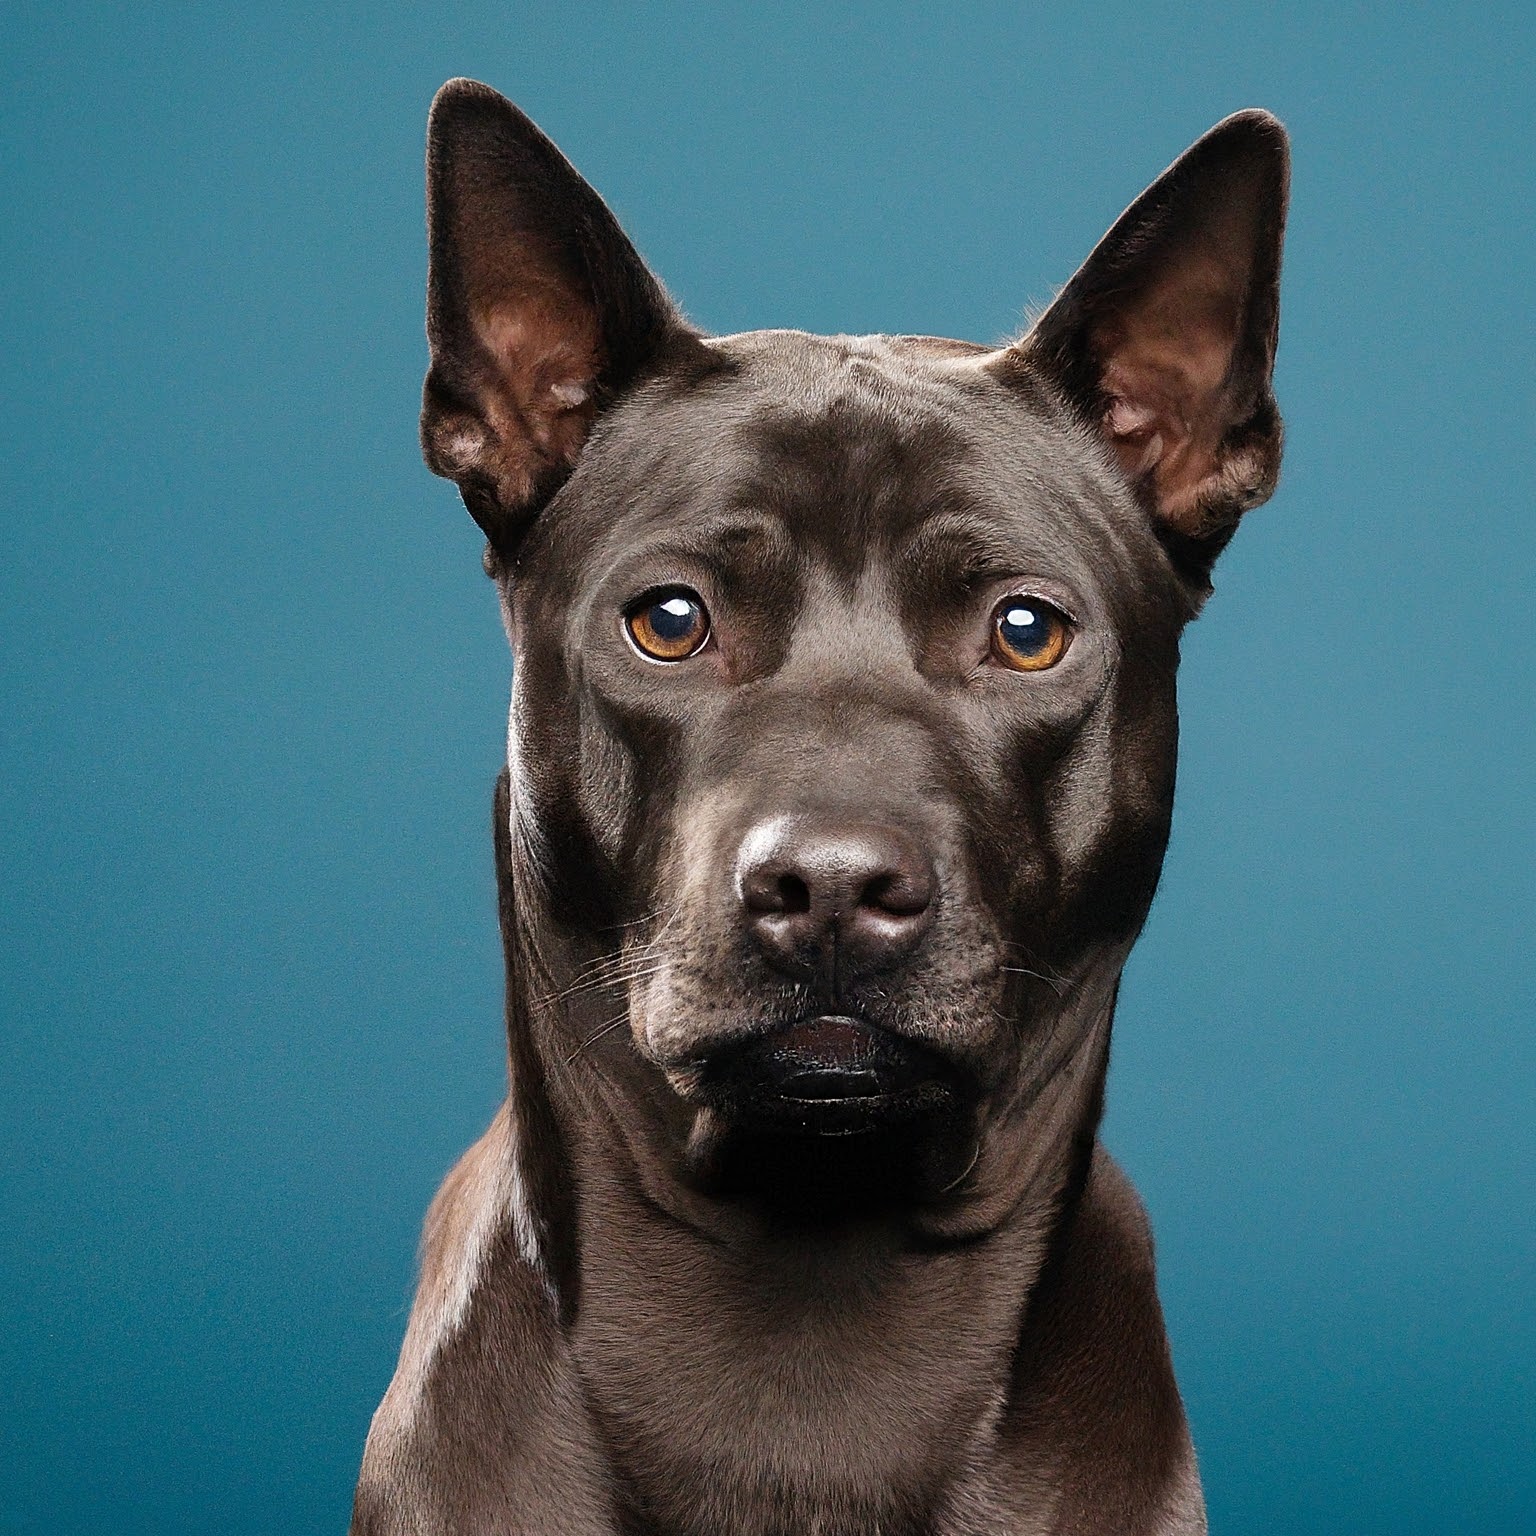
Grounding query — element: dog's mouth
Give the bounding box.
[695,1015,959,1135]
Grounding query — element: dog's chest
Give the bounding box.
[572,1233,1032,1536]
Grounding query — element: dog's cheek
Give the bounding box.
[574,707,639,871]
[962,768,1060,947]
[507,640,634,930]
[924,694,1077,947]
[631,950,736,1067]
[628,957,689,1063]
[630,926,776,1069]
[1038,684,1178,950]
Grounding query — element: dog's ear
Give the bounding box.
[421,79,690,548]
[1002,110,1289,574]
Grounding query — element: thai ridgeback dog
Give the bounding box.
[351,79,1288,1535]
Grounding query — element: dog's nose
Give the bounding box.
[735,818,937,977]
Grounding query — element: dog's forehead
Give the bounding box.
[698,327,991,412]
[542,327,1169,606]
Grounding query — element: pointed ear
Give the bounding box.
[1006,110,1289,567]
[421,79,691,548]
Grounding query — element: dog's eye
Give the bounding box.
[991,596,1071,672]
[625,589,711,662]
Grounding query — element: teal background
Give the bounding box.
[2,4,1532,1531]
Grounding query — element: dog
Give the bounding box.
[351,78,1288,1536]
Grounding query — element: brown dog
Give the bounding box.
[351,79,1288,1535]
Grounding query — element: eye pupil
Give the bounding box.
[1000,605,1046,653]
[992,595,1069,671]
[651,597,697,640]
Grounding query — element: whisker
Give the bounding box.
[553,906,686,991]
[592,907,669,935]
[540,960,667,1010]
[561,948,641,986]
[563,1011,631,1066]
[997,939,1067,972]
[998,964,1067,998]
[538,942,661,998]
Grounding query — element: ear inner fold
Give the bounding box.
[1011,110,1289,551]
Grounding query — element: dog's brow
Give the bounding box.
[652,512,793,566]
[898,513,1024,580]
[695,513,787,552]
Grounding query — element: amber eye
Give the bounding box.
[991,595,1071,672]
[625,588,710,662]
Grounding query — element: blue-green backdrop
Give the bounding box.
[3,4,1532,1532]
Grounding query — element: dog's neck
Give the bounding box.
[492,776,1126,1530]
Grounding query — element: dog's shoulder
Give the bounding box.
[978,1145,1206,1533]
[351,1110,616,1535]
[1033,1144,1189,1406]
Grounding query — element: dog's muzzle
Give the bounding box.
[697,1015,958,1135]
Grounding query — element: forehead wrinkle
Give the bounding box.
[566,327,1173,616]
[942,435,1168,611]
[739,416,971,598]
[708,329,998,421]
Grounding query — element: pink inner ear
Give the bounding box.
[467,287,602,503]
[476,295,600,435]
[1095,267,1245,528]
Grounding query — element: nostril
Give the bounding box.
[859,868,934,919]
[739,862,812,917]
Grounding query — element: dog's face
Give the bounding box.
[509,332,1185,1116]
[419,82,1286,1175]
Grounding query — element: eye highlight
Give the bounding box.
[625,588,710,662]
[991,595,1071,672]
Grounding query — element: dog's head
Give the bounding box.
[420,82,1287,1196]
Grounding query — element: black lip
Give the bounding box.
[697,1015,957,1135]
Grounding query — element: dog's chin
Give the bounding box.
[678,1017,978,1212]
